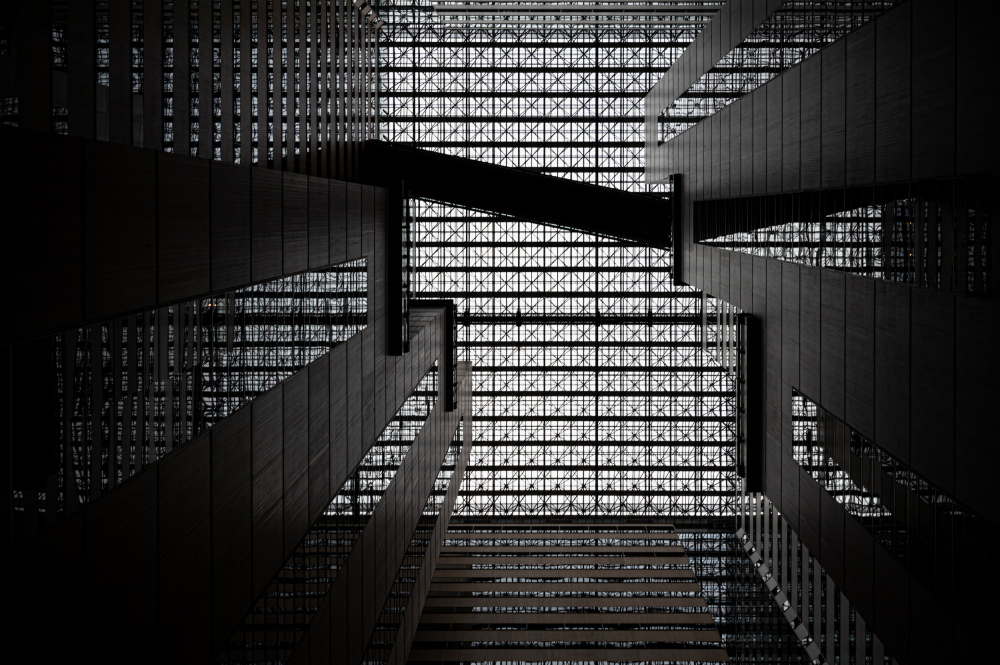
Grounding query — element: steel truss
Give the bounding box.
[376,0,716,192]
[378,2,738,519]
[411,200,737,519]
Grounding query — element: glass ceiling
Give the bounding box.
[376,0,721,193]
[411,203,736,517]
[377,0,736,518]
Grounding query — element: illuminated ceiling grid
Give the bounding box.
[379,1,736,518]
[412,202,736,518]
[377,0,720,192]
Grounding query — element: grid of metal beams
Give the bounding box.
[376,0,721,192]
[411,201,736,518]
[378,1,737,519]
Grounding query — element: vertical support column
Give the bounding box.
[284,0,294,168]
[373,21,380,141]
[108,0,131,144]
[773,507,781,590]
[364,15,371,142]
[925,193,939,289]
[991,181,1000,297]
[813,554,822,647]
[256,1,267,166]
[144,0,164,150]
[800,542,810,635]
[220,0,234,162]
[914,188,925,286]
[839,590,850,665]
[339,0,347,179]
[174,0,190,154]
[309,2,319,175]
[319,0,328,177]
[238,0,250,165]
[199,0,213,158]
[789,530,799,616]
[940,191,955,292]
[348,0,354,177]
[670,173,685,285]
[856,612,867,665]
[68,0,96,138]
[753,493,762,554]
[297,0,307,172]
[762,495,770,569]
[826,575,836,664]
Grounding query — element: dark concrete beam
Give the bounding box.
[361,140,670,248]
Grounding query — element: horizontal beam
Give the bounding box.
[416,611,712,623]
[363,140,669,246]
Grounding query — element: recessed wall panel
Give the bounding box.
[211,161,252,290]
[821,41,846,189]
[252,169,283,282]
[158,152,210,303]
[875,3,911,184]
[845,23,876,187]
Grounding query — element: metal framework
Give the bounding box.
[363,419,464,665]
[679,528,805,661]
[376,0,720,192]
[5,1,380,177]
[791,390,996,595]
[706,202,889,278]
[376,1,739,520]
[738,494,896,664]
[410,201,736,518]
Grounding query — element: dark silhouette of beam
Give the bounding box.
[362,140,670,247]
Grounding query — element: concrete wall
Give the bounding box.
[7,0,377,177]
[652,2,1000,663]
[649,1,1000,195]
[295,363,474,665]
[9,304,452,665]
[0,127,385,346]
[644,0,782,163]
[2,126,461,664]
